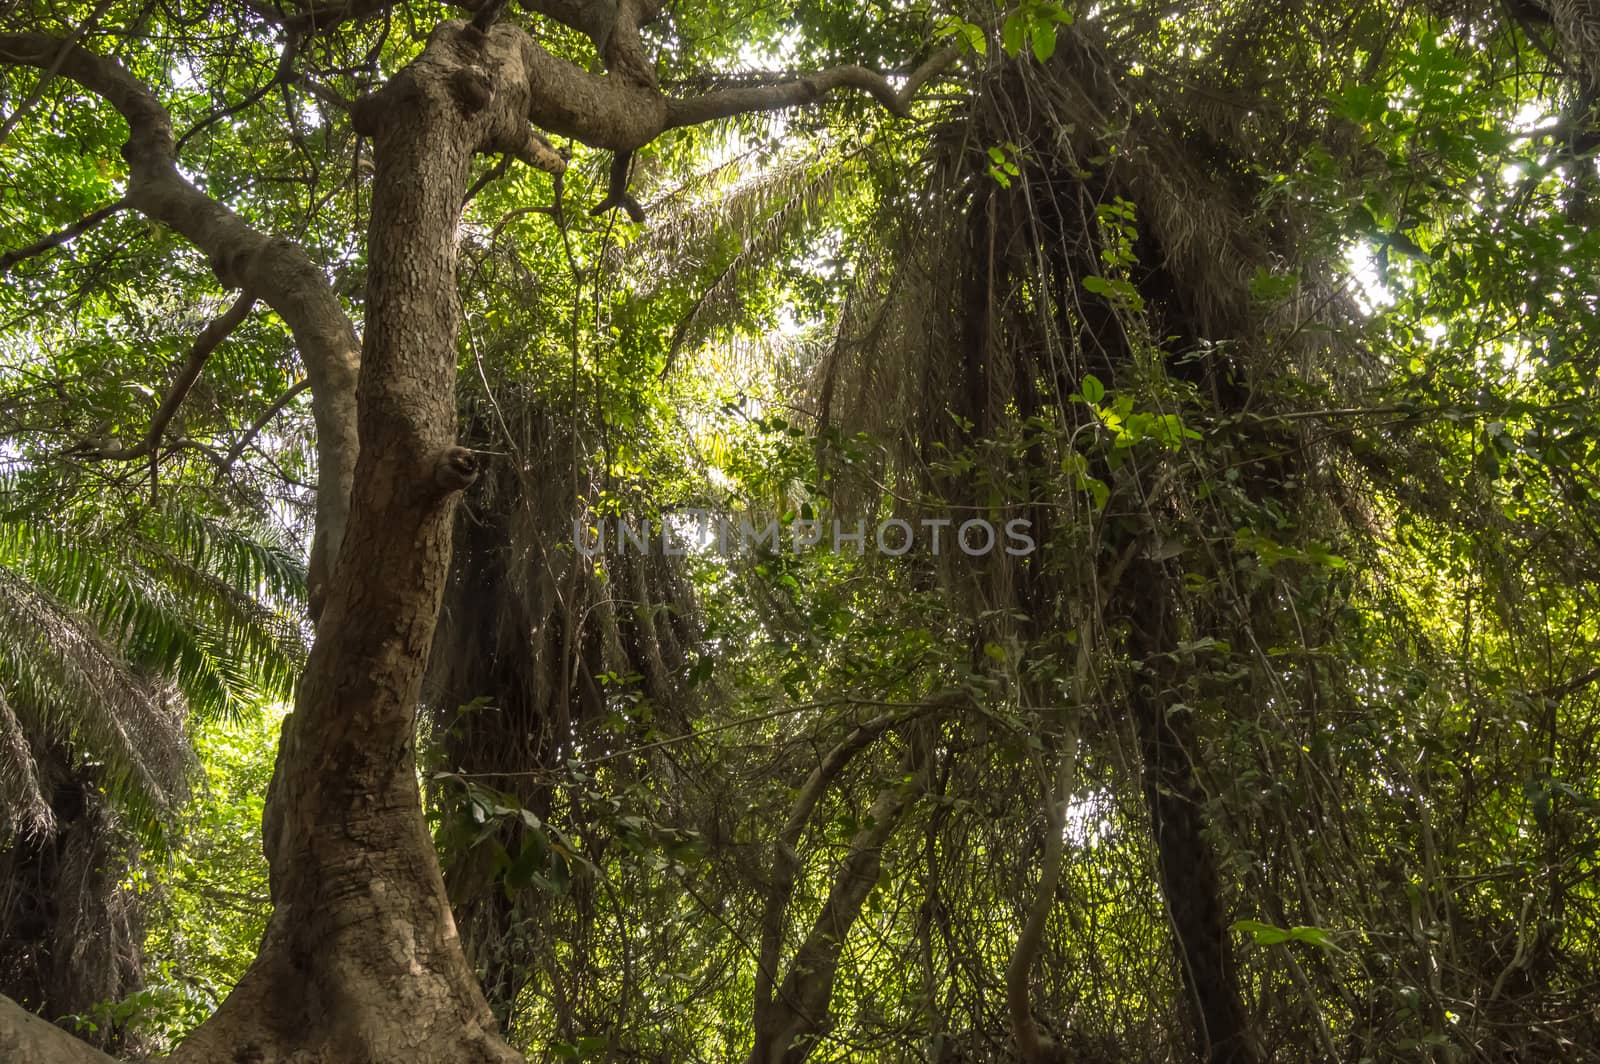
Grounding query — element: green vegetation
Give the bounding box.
[1,0,1598,1061]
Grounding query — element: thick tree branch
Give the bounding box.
[0,0,115,149]
[496,33,954,154]
[601,0,660,89]
[239,0,400,35]
[0,198,126,275]
[229,3,953,157]
[0,31,360,618]
[515,0,617,49]
[293,73,357,112]
[665,48,960,130]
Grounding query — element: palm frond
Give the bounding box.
[0,686,52,837]
[0,564,189,823]
[0,490,306,828]
[634,142,865,360]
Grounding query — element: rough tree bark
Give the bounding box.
[163,23,542,1063]
[0,996,117,1064]
[0,6,954,1061]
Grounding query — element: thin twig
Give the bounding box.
[0,198,128,275]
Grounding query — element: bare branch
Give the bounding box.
[175,32,303,153]
[1006,751,1077,1064]
[0,198,127,275]
[754,709,904,1028]
[293,74,357,113]
[463,155,513,207]
[751,740,928,1064]
[71,291,257,462]
[226,377,311,467]
[666,47,960,130]
[590,149,644,221]
[1539,665,1600,701]
[750,693,964,1058]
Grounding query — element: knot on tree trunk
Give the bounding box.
[451,67,495,113]
[434,445,482,492]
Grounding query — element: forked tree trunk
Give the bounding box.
[165,26,543,1064]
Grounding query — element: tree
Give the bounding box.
[7,0,1600,1061]
[0,1,954,1060]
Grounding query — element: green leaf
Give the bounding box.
[1234,919,1341,951]
[1001,12,1025,56]
[1083,475,1110,510]
[1030,23,1057,63]
[1233,919,1293,945]
[1287,925,1339,950]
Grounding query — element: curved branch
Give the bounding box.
[0,0,116,149]
[175,31,303,153]
[750,694,963,1061]
[753,709,904,1029]
[516,0,617,48]
[1006,752,1076,1064]
[0,31,359,617]
[751,741,928,1064]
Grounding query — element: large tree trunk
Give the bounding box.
[164,25,546,1064]
[0,995,117,1064]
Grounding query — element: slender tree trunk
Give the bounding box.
[1005,751,1075,1064]
[1127,561,1258,1064]
[748,742,925,1064]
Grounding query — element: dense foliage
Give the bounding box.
[2,0,1598,1061]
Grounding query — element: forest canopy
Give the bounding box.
[0,0,1598,1062]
